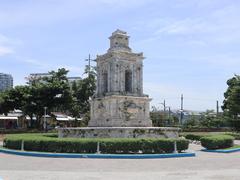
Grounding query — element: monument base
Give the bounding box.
[57,127,180,138]
[89,95,152,127]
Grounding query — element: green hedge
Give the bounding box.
[225,132,240,140]
[3,133,189,154]
[200,135,234,150]
[184,134,207,141]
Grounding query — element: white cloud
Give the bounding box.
[154,18,219,35]
[0,46,14,56]
[0,0,153,28]
[0,33,22,56]
[22,58,48,68]
[133,3,240,45]
[0,34,10,44]
[15,57,84,76]
[0,1,91,28]
[99,0,152,7]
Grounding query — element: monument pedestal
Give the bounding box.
[88,95,152,127]
[58,127,180,138]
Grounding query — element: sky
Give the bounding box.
[0,0,240,111]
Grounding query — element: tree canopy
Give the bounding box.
[222,74,240,131]
[0,67,96,129]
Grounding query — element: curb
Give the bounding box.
[0,148,195,159]
[202,148,240,153]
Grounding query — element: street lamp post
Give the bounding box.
[43,107,47,132]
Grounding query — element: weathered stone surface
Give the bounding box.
[89,95,152,127]
[88,29,152,127]
[58,127,180,138]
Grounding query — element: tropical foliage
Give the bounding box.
[0,67,96,129]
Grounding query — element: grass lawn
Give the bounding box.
[223,144,240,150]
[180,132,227,136]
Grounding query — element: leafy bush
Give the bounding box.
[3,133,189,154]
[225,132,240,140]
[185,134,207,141]
[183,132,229,141]
[200,135,234,150]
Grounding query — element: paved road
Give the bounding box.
[0,143,240,180]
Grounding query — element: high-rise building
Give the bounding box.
[0,73,13,92]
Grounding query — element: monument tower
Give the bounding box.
[58,30,179,138]
[89,29,152,127]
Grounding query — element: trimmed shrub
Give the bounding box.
[185,134,206,141]
[225,132,240,140]
[3,133,189,154]
[200,135,234,150]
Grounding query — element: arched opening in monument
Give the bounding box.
[103,71,108,93]
[125,70,132,93]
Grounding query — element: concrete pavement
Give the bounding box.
[0,143,240,180]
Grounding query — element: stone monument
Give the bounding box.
[58,30,179,138]
[88,29,152,127]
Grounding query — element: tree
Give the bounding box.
[29,68,73,128]
[0,67,97,129]
[222,75,240,131]
[0,68,74,129]
[150,106,165,127]
[70,67,96,126]
[183,113,199,129]
[0,86,30,114]
[0,85,38,127]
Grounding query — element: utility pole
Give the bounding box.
[163,99,166,113]
[163,99,166,125]
[85,54,94,78]
[159,100,166,126]
[180,94,183,125]
[216,100,219,117]
[168,107,171,119]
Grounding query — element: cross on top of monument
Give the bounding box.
[108,29,132,53]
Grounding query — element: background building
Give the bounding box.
[26,73,51,85]
[27,73,81,86]
[0,73,13,92]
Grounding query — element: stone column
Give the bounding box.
[96,65,100,95]
[107,63,111,92]
[140,63,143,95]
[132,63,135,94]
[120,64,124,92]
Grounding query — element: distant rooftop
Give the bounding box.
[0,73,12,76]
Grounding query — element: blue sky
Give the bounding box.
[0,0,240,111]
